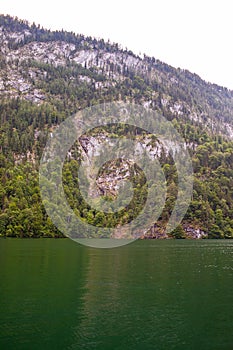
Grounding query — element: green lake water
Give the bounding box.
[0,239,232,350]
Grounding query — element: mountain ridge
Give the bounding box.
[0,14,233,239]
[1,14,233,140]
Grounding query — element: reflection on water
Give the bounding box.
[0,239,232,350]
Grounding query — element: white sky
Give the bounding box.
[1,0,233,89]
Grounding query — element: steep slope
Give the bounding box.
[0,14,233,239]
[1,15,233,134]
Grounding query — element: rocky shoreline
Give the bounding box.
[141,224,208,239]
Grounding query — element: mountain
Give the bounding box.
[0,14,233,239]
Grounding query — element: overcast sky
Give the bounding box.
[1,0,233,89]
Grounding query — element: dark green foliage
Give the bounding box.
[170,225,186,239]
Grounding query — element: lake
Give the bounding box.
[0,239,232,349]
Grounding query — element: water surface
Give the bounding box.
[0,239,232,349]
